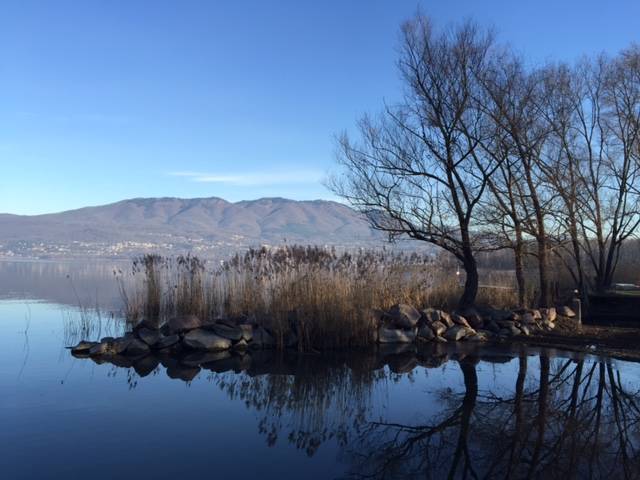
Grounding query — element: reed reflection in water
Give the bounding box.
[81,343,640,479]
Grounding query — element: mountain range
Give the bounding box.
[0,197,387,258]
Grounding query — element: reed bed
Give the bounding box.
[119,246,514,348]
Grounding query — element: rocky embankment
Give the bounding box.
[69,304,577,361]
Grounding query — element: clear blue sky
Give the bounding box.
[1,0,639,215]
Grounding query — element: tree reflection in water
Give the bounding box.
[83,344,640,478]
[209,348,640,479]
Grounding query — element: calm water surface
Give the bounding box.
[1,260,640,479]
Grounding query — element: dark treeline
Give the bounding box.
[332,14,640,309]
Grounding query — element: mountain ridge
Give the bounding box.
[0,196,386,258]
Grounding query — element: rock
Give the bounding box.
[439,311,454,328]
[465,312,484,330]
[451,314,471,328]
[136,318,163,331]
[466,332,489,342]
[417,325,435,341]
[434,336,448,343]
[238,324,253,342]
[558,306,575,318]
[137,328,162,346]
[233,338,249,350]
[499,328,512,337]
[420,308,442,324]
[209,323,243,341]
[477,329,496,339]
[531,309,542,320]
[252,326,276,348]
[70,340,97,354]
[378,327,416,343]
[486,321,500,334]
[491,309,515,322]
[444,325,469,341]
[431,321,447,336]
[387,304,421,329]
[89,341,109,355]
[183,329,232,351]
[541,307,557,322]
[154,334,180,350]
[497,320,516,329]
[168,314,202,333]
[125,338,151,356]
[520,325,531,336]
[100,336,115,343]
[509,325,522,336]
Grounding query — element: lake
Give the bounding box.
[1,260,639,479]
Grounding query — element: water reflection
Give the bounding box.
[74,343,640,479]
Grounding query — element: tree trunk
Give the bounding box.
[537,236,550,307]
[459,254,479,310]
[514,226,526,308]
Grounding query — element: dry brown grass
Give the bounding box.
[121,246,519,348]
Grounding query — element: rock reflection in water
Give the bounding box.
[75,343,640,479]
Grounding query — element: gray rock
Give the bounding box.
[168,314,202,333]
[417,325,435,341]
[233,338,249,350]
[520,325,531,336]
[434,336,448,343]
[154,334,180,350]
[466,331,489,342]
[440,311,454,328]
[111,335,135,354]
[209,323,243,341]
[137,328,162,346]
[509,325,522,336]
[183,329,232,351]
[387,304,421,329]
[420,308,441,324]
[378,327,416,343]
[531,309,542,320]
[486,321,500,334]
[558,306,575,318]
[444,325,469,341]
[451,314,471,329]
[541,307,557,322]
[521,313,535,324]
[431,321,447,336]
[125,338,151,356]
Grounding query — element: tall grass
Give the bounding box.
[122,246,517,348]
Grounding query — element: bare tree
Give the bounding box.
[330,17,498,309]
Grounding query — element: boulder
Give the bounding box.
[465,312,484,330]
[444,325,469,342]
[531,309,542,320]
[520,325,531,336]
[417,325,435,341]
[168,314,202,333]
[136,318,163,331]
[154,334,180,350]
[491,309,515,322]
[466,331,489,342]
[440,311,454,328]
[387,304,421,329]
[521,313,535,324]
[233,338,249,350]
[378,327,416,344]
[183,329,232,351]
[125,338,151,356]
[209,323,243,341]
[558,306,575,318]
[486,321,500,334]
[541,307,557,322]
[420,308,442,324]
[431,321,447,337]
[451,314,471,329]
[434,336,448,343]
[137,328,162,346]
[508,325,522,336]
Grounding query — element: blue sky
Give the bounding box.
[1,0,639,215]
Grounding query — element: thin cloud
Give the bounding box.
[168,170,323,186]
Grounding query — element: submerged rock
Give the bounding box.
[125,338,151,356]
[183,329,232,351]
